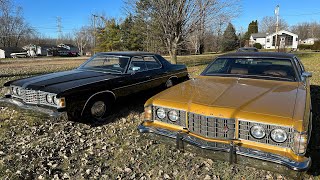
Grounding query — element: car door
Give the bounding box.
[122,56,152,94]
[143,55,166,88]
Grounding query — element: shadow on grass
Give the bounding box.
[87,87,166,127]
[307,85,320,176]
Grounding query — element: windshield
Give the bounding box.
[202,58,297,81]
[80,54,130,73]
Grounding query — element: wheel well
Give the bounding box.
[168,76,178,83]
[81,91,116,116]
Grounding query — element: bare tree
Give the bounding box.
[0,0,34,47]
[259,16,289,34]
[291,22,320,40]
[128,0,239,63]
[74,26,93,55]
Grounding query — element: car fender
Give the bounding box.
[80,90,116,116]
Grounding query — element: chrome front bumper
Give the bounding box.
[0,97,67,119]
[138,123,311,177]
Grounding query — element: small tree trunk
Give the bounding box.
[169,48,177,64]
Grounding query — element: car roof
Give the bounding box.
[97,51,157,57]
[219,52,295,59]
[238,47,257,50]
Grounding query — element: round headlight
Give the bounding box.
[11,87,15,95]
[13,87,18,95]
[250,125,266,139]
[46,94,54,104]
[16,87,22,96]
[53,96,59,105]
[168,110,179,122]
[156,108,166,119]
[270,129,287,143]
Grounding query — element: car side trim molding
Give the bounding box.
[81,90,116,116]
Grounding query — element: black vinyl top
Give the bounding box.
[97,51,158,57]
[219,52,295,59]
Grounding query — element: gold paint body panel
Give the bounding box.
[144,76,311,163]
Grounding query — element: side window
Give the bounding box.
[129,56,147,73]
[144,56,162,70]
[205,58,229,74]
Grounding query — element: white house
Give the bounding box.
[250,30,299,49]
[300,38,319,45]
[250,33,268,47]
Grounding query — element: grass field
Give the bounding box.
[0,53,320,179]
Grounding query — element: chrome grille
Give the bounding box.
[238,120,294,148]
[10,85,58,108]
[187,113,235,139]
[23,89,39,104]
[153,106,186,127]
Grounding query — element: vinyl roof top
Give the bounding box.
[219,52,295,59]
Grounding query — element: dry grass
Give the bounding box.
[0,53,320,179]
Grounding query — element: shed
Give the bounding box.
[0,49,5,58]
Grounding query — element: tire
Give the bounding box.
[84,96,113,123]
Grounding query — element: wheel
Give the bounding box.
[165,78,174,88]
[91,101,107,118]
[84,97,112,123]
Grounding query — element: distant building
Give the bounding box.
[249,33,268,47]
[0,49,5,58]
[250,30,299,49]
[300,38,319,45]
[0,47,27,58]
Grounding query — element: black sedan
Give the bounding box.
[1,52,189,122]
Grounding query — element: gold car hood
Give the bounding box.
[152,76,303,122]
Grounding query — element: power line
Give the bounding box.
[282,11,320,17]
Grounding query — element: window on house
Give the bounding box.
[267,39,270,43]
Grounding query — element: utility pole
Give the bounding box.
[92,14,98,54]
[274,5,279,52]
[56,16,62,45]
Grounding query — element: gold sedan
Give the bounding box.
[138,52,312,177]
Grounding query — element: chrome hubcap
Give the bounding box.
[91,101,106,118]
[166,79,173,88]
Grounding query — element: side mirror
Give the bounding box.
[302,72,312,78]
[129,66,140,74]
[132,66,140,71]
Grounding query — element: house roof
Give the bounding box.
[267,30,298,37]
[303,38,319,41]
[251,33,267,38]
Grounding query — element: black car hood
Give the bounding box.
[10,69,121,94]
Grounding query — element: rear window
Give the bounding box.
[202,58,297,81]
